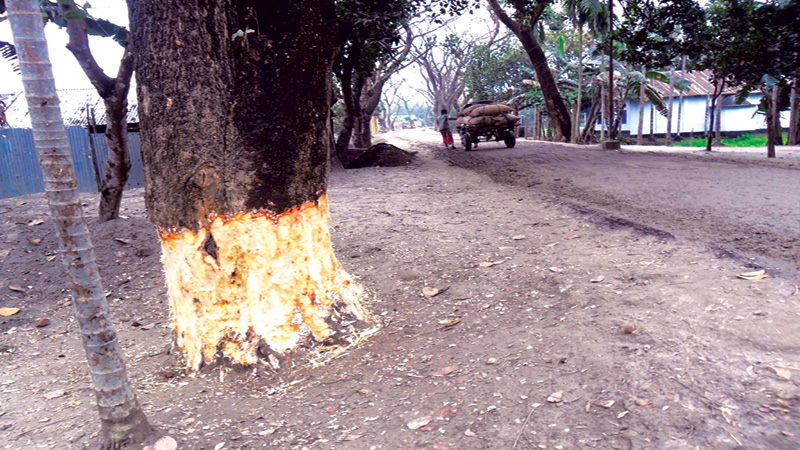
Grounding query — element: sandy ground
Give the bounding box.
[1,128,799,450]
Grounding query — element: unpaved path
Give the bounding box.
[0,128,799,450]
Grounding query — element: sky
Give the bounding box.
[0,0,129,94]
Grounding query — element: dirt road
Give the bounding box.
[1,128,799,449]
[419,130,800,282]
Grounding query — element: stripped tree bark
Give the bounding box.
[7,0,153,447]
[129,0,371,370]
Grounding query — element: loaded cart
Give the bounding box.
[455,101,520,151]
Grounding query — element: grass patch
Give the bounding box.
[671,133,788,148]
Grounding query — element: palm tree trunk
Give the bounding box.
[666,65,675,146]
[573,25,583,144]
[677,56,686,139]
[637,68,645,145]
[602,82,608,140]
[7,1,153,448]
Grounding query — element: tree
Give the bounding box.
[563,0,606,143]
[486,0,573,141]
[7,0,153,447]
[463,35,537,108]
[333,0,416,154]
[54,1,135,222]
[414,32,470,113]
[1,0,135,222]
[128,0,372,370]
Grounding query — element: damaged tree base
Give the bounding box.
[158,195,372,370]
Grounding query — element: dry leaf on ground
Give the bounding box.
[766,365,792,380]
[737,269,767,281]
[0,307,20,316]
[407,416,432,430]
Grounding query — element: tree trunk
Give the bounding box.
[335,67,359,157]
[774,84,784,146]
[790,80,799,145]
[637,68,645,145]
[766,85,777,158]
[61,0,134,222]
[582,86,601,143]
[97,94,131,222]
[572,24,583,144]
[649,102,654,142]
[666,65,674,146]
[714,95,722,145]
[600,81,606,140]
[354,73,387,148]
[488,0,572,141]
[706,78,724,152]
[677,56,686,139]
[129,0,369,370]
[8,0,153,447]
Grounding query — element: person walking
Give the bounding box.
[436,109,455,149]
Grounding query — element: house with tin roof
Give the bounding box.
[596,70,791,138]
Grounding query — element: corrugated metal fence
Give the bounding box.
[0,127,145,199]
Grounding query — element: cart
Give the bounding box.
[455,101,519,151]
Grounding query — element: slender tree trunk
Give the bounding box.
[582,86,601,142]
[714,96,722,145]
[790,79,799,145]
[600,81,606,140]
[649,102,654,142]
[61,0,134,222]
[8,1,153,447]
[572,24,583,144]
[97,94,131,221]
[637,67,645,145]
[677,56,686,139]
[706,78,724,151]
[766,85,777,158]
[335,68,357,157]
[666,65,675,146]
[129,0,369,370]
[774,84,784,146]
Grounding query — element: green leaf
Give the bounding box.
[62,9,87,20]
[57,0,72,4]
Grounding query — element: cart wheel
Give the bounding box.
[504,130,516,148]
[461,132,473,151]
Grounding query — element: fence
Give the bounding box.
[0,126,144,199]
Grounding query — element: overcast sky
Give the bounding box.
[0,0,129,94]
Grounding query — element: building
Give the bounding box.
[596,70,790,137]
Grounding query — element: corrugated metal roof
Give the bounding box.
[598,69,742,98]
[0,88,138,129]
[647,70,741,97]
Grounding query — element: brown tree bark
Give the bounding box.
[487,0,572,141]
[129,0,369,369]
